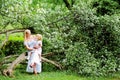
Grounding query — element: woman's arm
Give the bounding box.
[24,41,33,50]
[25,45,33,50]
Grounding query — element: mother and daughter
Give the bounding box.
[24,29,42,75]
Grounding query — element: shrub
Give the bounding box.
[96,48,117,76]
[1,40,26,56]
[65,42,99,76]
[42,62,58,72]
[92,0,120,16]
[42,38,53,54]
[64,5,120,76]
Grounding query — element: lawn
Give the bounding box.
[0,71,120,80]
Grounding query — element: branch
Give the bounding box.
[0,29,25,49]
[42,52,54,57]
[0,32,9,49]
[41,57,63,70]
[0,28,25,34]
[71,0,75,6]
[4,55,19,60]
[63,0,71,10]
[3,52,26,77]
[46,13,71,26]
[0,55,19,66]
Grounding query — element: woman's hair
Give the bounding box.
[24,29,31,40]
[36,34,42,40]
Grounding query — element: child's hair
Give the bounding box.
[36,34,42,40]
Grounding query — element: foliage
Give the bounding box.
[65,42,99,76]
[1,39,25,56]
[0,0,68,32]
[92,0,120,16]
[42,62,57,72]
[63,4,120,76]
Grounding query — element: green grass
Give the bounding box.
[0,64,120,80]
[0,71,120,80]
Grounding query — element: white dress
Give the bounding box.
[24,39,36,60]
[25,40,42,73]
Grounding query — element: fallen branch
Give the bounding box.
[41,57,63,70]
[2,52,63,77]
[42,52,54,57]
[3,52,26,77]
[4,55,19,60]
[0,55,19,66]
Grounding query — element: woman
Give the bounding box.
[24,29,41,74]
[24,29,35,60]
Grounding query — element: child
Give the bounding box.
[35,34,42,59]
[29,34,42,74]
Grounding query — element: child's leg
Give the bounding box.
[30,61,34,68]
[38,54,41,59]
[33,63,37,75]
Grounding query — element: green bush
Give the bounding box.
[1,40,26,56]
[42,38,53,53]
[96,49,117,76]
[65,42,99,76]
[42,62,58,72]
[63,5,120,76]
[92,0,120,16]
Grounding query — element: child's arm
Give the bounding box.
[34,41,42,49]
